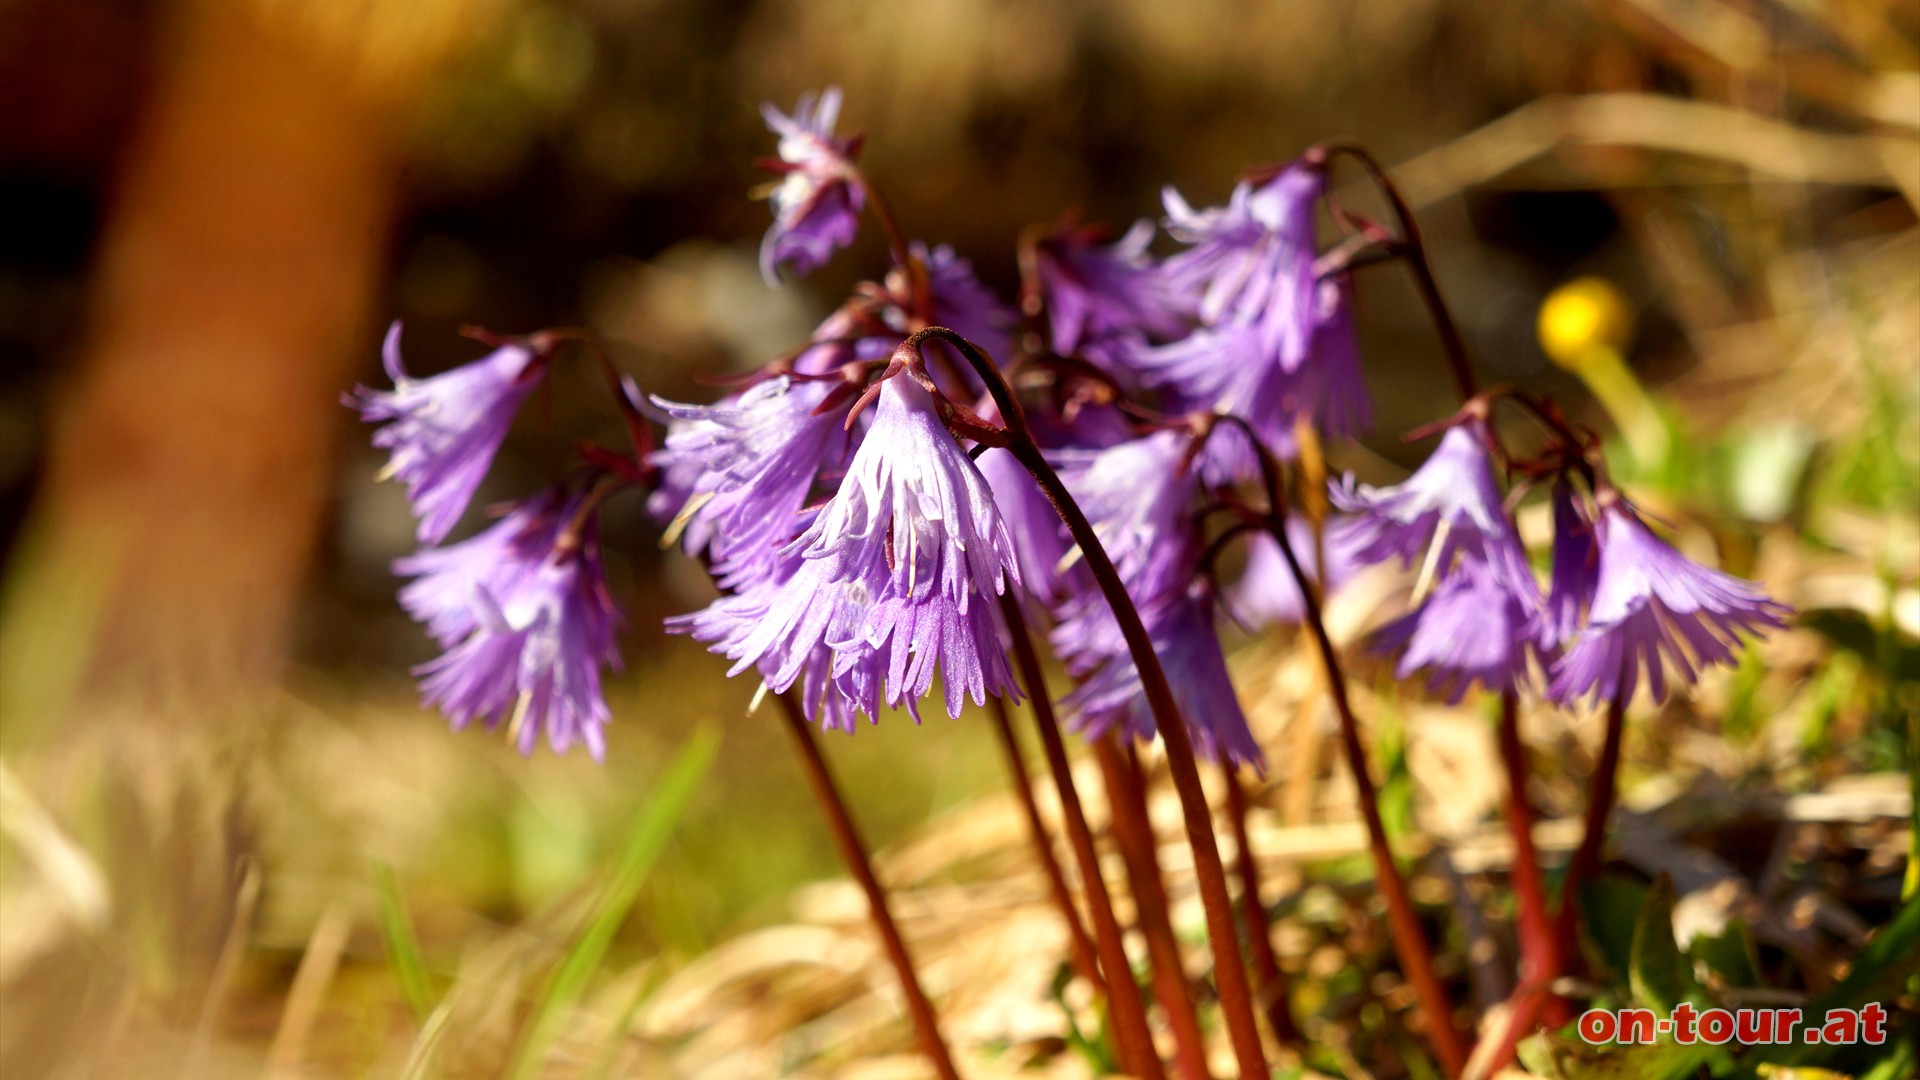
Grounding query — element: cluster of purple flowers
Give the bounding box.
[350,325,624,756]
[352,86,1787,761]
[1333,419,1789,706]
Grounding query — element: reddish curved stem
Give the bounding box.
[1220,419,1468,1077]
[1554,697,1627,978]
[915,325,1266,1078]
[999,595,1166,1079]
[1095,740,1214,1080]
[987,695,1105,995]
[1226,770,1301,1045]
[773,693,960,1080]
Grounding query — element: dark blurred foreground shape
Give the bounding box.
[0,1,492,1071]
[3,0,495,718]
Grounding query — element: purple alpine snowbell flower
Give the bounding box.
[351,322,545,544]
[1372,555,1535,703]
[1030,219,1185,372]
[1296,274,1373,441]
[1550,495,1789,706]
[1331,419,1535,592]
[672,374,1021,726]
[759,87,866,282]
[1532,480,1599,649]
[1162,163,1324,357]
[1131,163,1324,404]
[1333,418,1555,695]
[1064,590,1265,770]
[397,488,623,758]
[647,376,852,590]
[1048,430,1202,669]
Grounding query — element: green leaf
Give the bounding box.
[1628,875,1699,1013]
[1577,874,1648,983]
[507,727,721,1080]
[1688,916,1763,990]
[373,860,437,1022]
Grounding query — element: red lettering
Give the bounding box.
[1578,1009,1617,1044]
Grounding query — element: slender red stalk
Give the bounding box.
[773,692,960,1080]
[1093,740,1214,1080]
[1000,595,1166,1079]
[1225,770,1300,1045]
[910,323,1265,1078]
[1554,696,1627,969]
[987,695,1105,994]
[1229,429,1468,1077]
[1484,697,1628,1072]
[1497,692,1555,991]
[1472,691,1564,1074]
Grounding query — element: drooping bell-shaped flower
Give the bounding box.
[1295,275,1373,441]
[1162,164,1324,362]
[759,87,866,282]
[672,374,1021,725]
[1031,219,1185,368]
[351,322,545,543]
[647,376,852,590]
[1047,430,1203,668]
[1056,431,1200,605]
[1372,555,1536,703]
[1063,590,1264,770]
[1331,419,1534,591]
[1132,162,1324,426]
[1550,497,1789,706]
[396,488,622,758]
[1184,275,1373,486]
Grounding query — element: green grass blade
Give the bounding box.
[373,860,436,1022]
[508,727,720,1080]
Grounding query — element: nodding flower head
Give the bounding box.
[351,322,545,543]
[648,377,852,590]
[672,373,1022,725]
[1550,497,1788,706]
[1063,590,1264,771]
[1130,164,1368,481]
[1179,275,1372,484]
[1056,430,1201,603]
[1331,419,1533,589]
[1158,162,1324,370]
[759,87,866,282]
[396,488,622,758]
[1031,219,1185,364]
[1372,555,1536,703]
[1048,430,1206,673]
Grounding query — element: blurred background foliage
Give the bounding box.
[0,0,1915,1077]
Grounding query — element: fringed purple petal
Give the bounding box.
[1550,501,1789,705]
[351,322,542,543]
